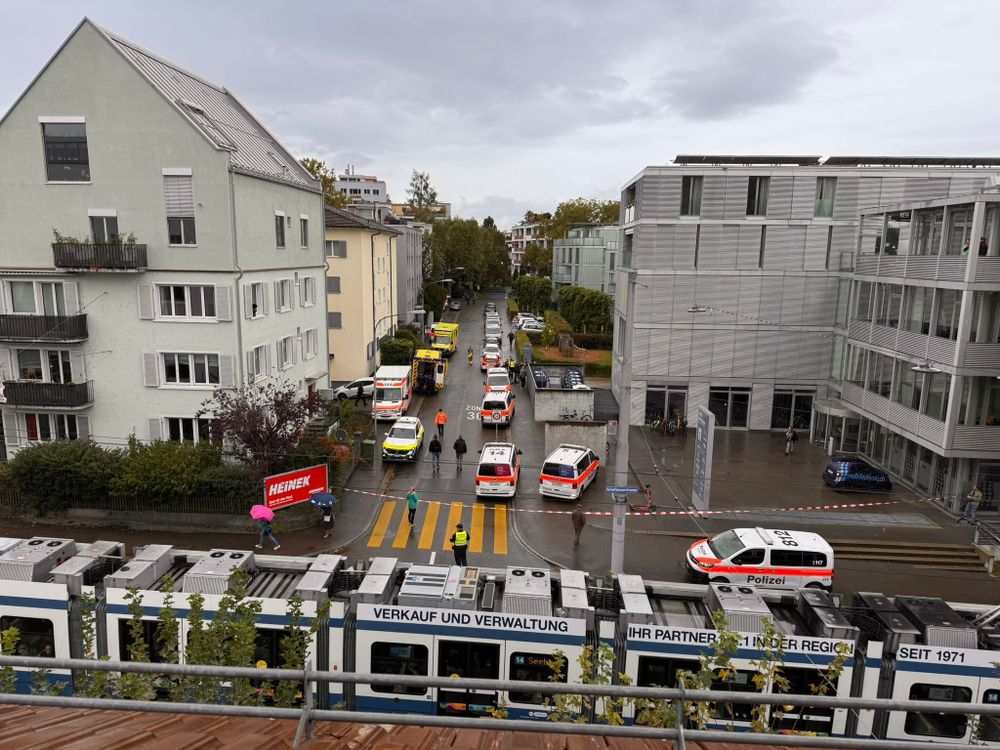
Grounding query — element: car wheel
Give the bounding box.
[805,582,828,591]
[710,576,729,584]
[337,394,347,401]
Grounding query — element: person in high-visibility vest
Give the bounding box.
[435,408,448,439]
[450,523,469,566]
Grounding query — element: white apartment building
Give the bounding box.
[553,225,619,296]
[614,155,1000,435]
[0,19,328,455]
[508,220,548,271]
[332,172,388,204]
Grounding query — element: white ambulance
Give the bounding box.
[475,442,522,498]
[686,527,834,591]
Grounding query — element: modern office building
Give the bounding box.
[552,225,619,296]
[507,220,548,271]
[0,19,328,455]
[614,155,1000,440]
[333,171,389,205]
[324,207,398,382]
[834,190,1000,505]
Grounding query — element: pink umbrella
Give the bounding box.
[250,504,274,522]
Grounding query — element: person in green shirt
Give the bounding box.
[406,486,420,525]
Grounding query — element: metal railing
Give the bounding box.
[0,314,88,341]
[52,242,148,271]
[2,380,93,407]
[4,655,1000,749]
[0,488,250,516]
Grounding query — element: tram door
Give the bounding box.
[436,638,503,717]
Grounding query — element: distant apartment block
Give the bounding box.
[333,171,388,204]
[0,19,328,455]
[553,225,619,296]
[508,220,548,271]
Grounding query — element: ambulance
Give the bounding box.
[475,443,522,498]
[430,322,460,357]
[538,444,600,501]
[373,365,413,421]
[686,527,834,591]
[481,390,515,426]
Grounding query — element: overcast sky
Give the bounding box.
[3,1,999,229]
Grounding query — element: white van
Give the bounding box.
[475,442,521,498]
[686,527,834,591]
[484,367,512,393]
[481,390,515,426]
[538,444,599,500]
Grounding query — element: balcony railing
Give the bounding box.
[0,314,87,342]
[52,242,147,271]
[2,380,94,408]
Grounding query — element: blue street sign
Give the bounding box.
[606,486,639,494]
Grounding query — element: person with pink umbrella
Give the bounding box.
[250,504,281,550]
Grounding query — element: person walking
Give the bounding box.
[959,484,984,524]
[354,381,367,408]
[406,486,420,525]
[428,435,442,473]
[435,408,448,439]
[519,363,527,388]
[256,519,280,550]
[571,504,586,549]
[507,331,515,350]
[450,523,470,566]
[784,425,798,456]
[453,435,468,471]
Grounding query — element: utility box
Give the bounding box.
[361,439,375,461]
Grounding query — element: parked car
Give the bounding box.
[822,456,893,492]
[520,320,544,333]
[449,299,462,311]
[332,377,374,401]
[381,417,425,461]
[512,313,537,327]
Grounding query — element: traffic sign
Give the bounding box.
[606,486,639,494]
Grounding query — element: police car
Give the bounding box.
[481,344,503,371]
[538,444,599,500]
[475,442,522,498]
[481,390,515,426]
[485,367,512,393]
[686,527,834,591]
[381,416,425,461]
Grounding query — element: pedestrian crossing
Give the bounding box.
[366,500,509,555]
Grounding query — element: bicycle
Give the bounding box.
[560,410,593,421]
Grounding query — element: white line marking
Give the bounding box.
[429,551,436,564]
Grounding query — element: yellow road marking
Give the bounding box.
[367,501,396,548]
[494,505,508,555]
[470,503,485,553]
[418,501,440,550]
[391,503,413,548]
[442,501,464,550]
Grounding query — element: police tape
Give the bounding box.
[341,487,931,518]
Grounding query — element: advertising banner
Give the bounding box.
[264,464,328,510]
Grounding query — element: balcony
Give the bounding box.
[0,314,87,342]
[847,320,956,362]
[52,242,147,271]
[976,257,1000,284]
[853,254,967,282]
[963,342,1000,369]
[840,382,946,447]
[952,425,1000,452]
[2,380,94,408]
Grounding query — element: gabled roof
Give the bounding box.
[2,18,320,193]
[324,205,400,234]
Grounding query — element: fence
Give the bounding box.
[4,655,1000,749]
[0,488,250,516]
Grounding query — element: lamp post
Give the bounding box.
[611,269,638,574]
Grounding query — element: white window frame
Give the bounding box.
[5,280,67,316]
[156,284,217,320]
[22,413,79,443]
[162,416,212,444]
[16,348,73,383]
[250,282,265,319]
[250,344,267,381]
[302,277,316,306]
[277,335,295,370]
[88,209,119,243]
[303,328,318,359]
[275,211,286,249]
[300,215,309,248]
[40,117,91,184]
[276,279,292,312]
[161,352,221,387]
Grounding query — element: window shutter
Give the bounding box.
[219,354,235,387]
[246,350,255,378]
[289,282,296,309]
[69,350,86,382]
[63,282,80,315]
[215,285,232,321]
[243,285,253,319]
[262,284,269,315]
[137,284,155,320]
[163,175,195,217]
[265,345,273,376]
[298,280,306,307]
[147,418,162,442]
[3,410,19,447]
[142,352,159,386]
[273,281,281,311]
[76,415,90,441]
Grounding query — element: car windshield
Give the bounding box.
[484,400,506,410]
[488,375,508,386]
[484,346,500,354]
[707,530,746,559]
[376,387,402,401]
[390,426,416,440]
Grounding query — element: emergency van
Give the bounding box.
[538,444,600,501]
[430,323,459,357]
[686,527,834,591]
[412,348,447,395]
[481,390,515,426]
[484,367,512,393]
[373,365,413,421]
[475,442,522,498]
[481,343,503,371]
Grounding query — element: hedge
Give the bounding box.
[584,361,613,378]
[544,310,572,335]
[515,329,531,362]
[572,333,613,350]
[507,297,519,320]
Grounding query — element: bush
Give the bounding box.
[572,333,614,350]
[111,439,231,503]
[379,337,414,366]
[192,463,256,499]
[515,329,531,361]
[8,441,121,515]
[584,361,613,379]
[544,310,572,335]
[506,297,519,320]
[394,326,419,348]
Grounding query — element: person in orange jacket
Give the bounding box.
[435,408,448,439]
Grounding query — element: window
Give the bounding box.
[249,282,265,318]
[0,616,55,657]
[934,289,962,340]
[746,176,769,216]
[437,639,500,716]
[865,352,893,397]
[327,277,341,294]
[509,652,567,704]
[924,371,951,421]
[275,214,286,248]
[875,284,903,328]
[303,328,318,359]
[731,548,765,565]
[893,360,923,411]
[163,173,196,245]
[165,417,211,443]
[10,281,38,313]
[24,413,78,442]
[326,240,347,258]
[275,279,292,311]
[328,312,342,329]
[42,121,89,182]
[900,286,932,335]
[709,668,761,722]
[249,344,267,379]
[89,215,119,243]
[17,349,70,383]
[814,176,837,217]
[157,285,216,319]
[8,280,67,315]
[771,668,836,733]
[299,217,309,248]
[162,353,220,385]
[118,619,172,663]
[980,690,1000,742]
[277,336,295,369]
[302,277,316,306]
[904,684,970,738]
[680,176,703,216]
[371,642,428,694]
[771,391,814,429]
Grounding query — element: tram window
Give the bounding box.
[904,683,971,738]
[253,628,283,670]
[980,689,1000,742]
[438,640,500,680]
[509,652,566,704]
[117,619,172,663]
[0,616,55,658]
[770,667,834,734]
[371,642,428,695]
[636,656,698,688]
[709,668,761,723]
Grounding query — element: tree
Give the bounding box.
[118,587,156,700]
[7,440,120,514]
[198,380,324,482]
[558,286,613,333]
[298,157,348,207]
[111,438,234,503]
[520,243,552,277]
[542,197,621,241]
[512,275,552,315]
[482,216,496,228]
[407,170,438,223]
[379,336,414,366]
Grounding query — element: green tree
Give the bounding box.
[558,286,613,333]
[543,197,622,241]
[174,593,219,703]
[154,577,180,696]
[74,591,113,698]
[118,587,156,700]
[111,438,230,503]
[299,158,348,207]
[379,336,414,366]
[407,170,438,223]
[423,282,448,323]
[394,326,420,348]
[0,627,19,694]
[513,275,552,315]
[520,243,552,277]
[7,440,121,514]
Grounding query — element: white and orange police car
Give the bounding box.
[686,527,834,591]
[475,442,522,498]
[538,444,599,501]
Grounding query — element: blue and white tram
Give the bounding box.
[351,559,589,720]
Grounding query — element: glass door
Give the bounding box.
[730,392,750,428]
[437,639,501,717]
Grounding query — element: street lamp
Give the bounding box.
[611,269,638,574]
